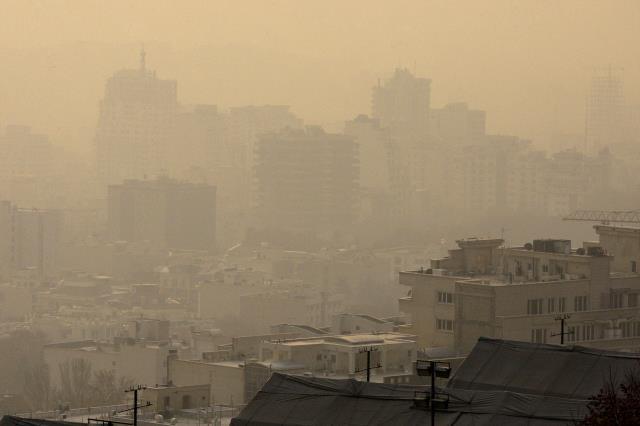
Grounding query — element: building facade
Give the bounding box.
[400,234,640,353]
[107,177,216,251]
[95,50,178,185]
[254,126,358,236]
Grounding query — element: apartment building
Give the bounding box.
[254,126,358,235]
[95,50,178,185]
[398,238,503,349]
[0,201,62,279]
[595,225,640,273]
[107,177,216,251]
[400,235,640,353]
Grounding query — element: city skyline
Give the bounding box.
[1,1,640,156]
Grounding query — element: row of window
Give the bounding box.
[526,296,589,315]
[531,323,597,344]
[437,291,453,304]
[436,318,454,331]
[610,292,638,308]
[621,321,640,338]
[567,324,596,343]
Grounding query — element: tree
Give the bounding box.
[23,362,51,411]
[54,360,137,409]
[57,358,93,408]
[91,369,135,406]
[581,367,640,425]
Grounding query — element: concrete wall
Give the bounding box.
[143,384,210,412]
[169,359,246,405]
[398,272,458,348]
[596,225,640,273]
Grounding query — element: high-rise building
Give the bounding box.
[172,104,225,179]
[0,126,57,207]
[344,115,391,192]
[107,177,216,251]
[372,68,431,136]
[429,102,486,145]
[586,67,628,154]
[0,201,61,279]
[254,126,358,235]
[95,50,178,185]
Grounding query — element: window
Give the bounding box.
[622,321,640,338]
[527,298,544,315]
[610,292,624,309]
[567,324,596,342]
[583,324,595,341]
[436,319,454,332]
[547,298,555,313]
[542,264,549,273]
[632,261,637,273]
[437,291,453,304]
[574,295,589,312]
[531,328,547,344]
[629,293,638,308]
[558,297,566,313]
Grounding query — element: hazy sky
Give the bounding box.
[1,0,639,155]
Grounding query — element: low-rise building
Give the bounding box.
[259,332,417,376]
[168,359,245,406]
[142,384,210,413]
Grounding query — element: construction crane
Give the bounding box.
[562,210,640,225]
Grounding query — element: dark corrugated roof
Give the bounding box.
[231,372,588,425]
[0,416,82,426]
[447,337,640,399]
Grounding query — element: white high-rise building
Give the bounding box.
[95,50,178,185]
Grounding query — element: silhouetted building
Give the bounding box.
[372,68,431,136]
[344,115,391,192]
[254,126,358,235]
[107,177,216,251]
[95,50,178,185]
[429,102,486,145]
[0,201,61,279]
[586,67,628,154]
[0,126,58,207]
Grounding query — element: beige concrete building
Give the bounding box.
[259,332,417,377]
[400,235,640,353]
[142,384,210,412]
[595,225,640,273]
[399,238,503,349]
[168,358,245,406]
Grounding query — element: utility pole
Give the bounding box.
[354,347,381,382]
[552,314,573,344]
[124,385,147,426]
[415,360,452,426]
[430,361,436,426]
